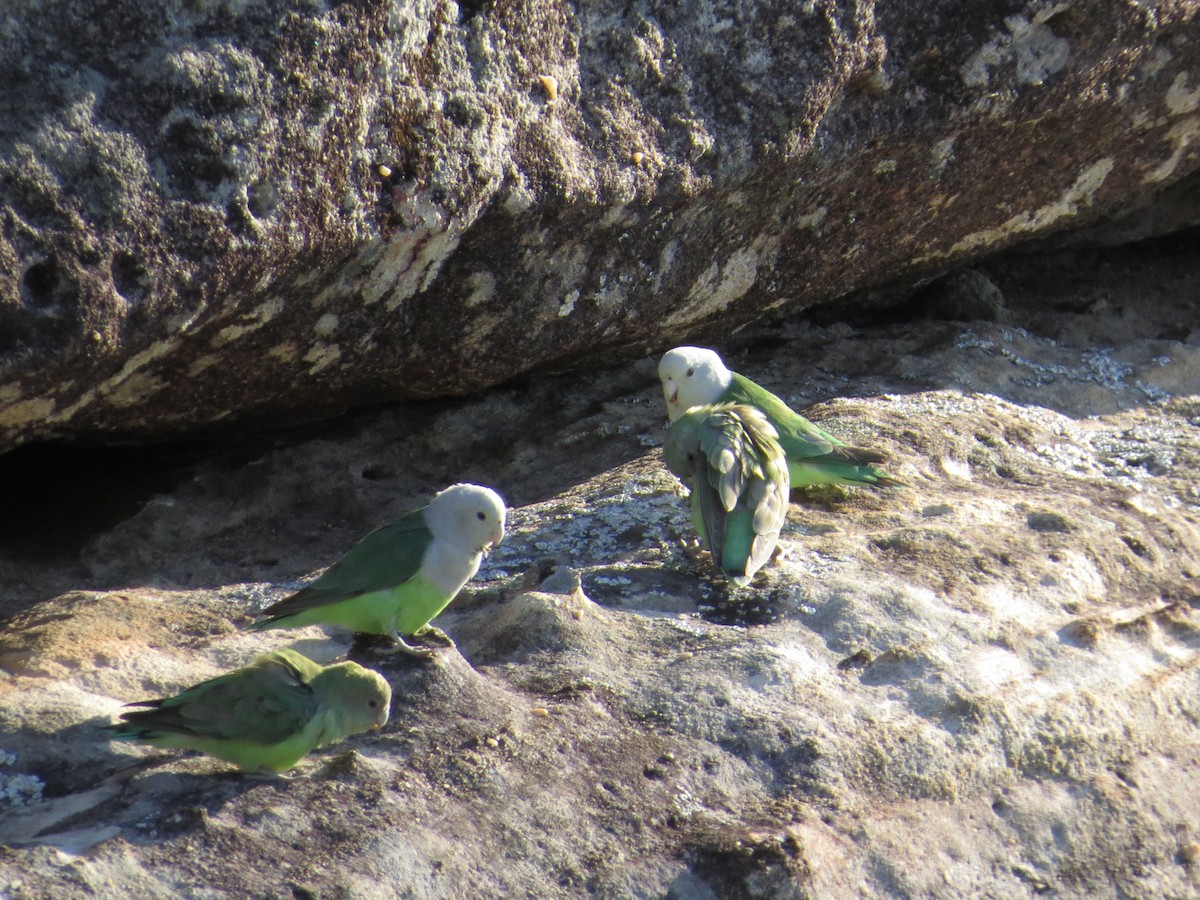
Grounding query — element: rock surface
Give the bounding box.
[3,0,1200,450]
[1,233,1199,896]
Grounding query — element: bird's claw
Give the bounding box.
[246,768,300,781]
[376,633,438,658]
[678,536,708,565]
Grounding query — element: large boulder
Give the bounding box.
[1,236,1198,896]
[2,0,1200,450]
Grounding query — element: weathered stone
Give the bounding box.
[1,235,1198,896]
[2,0,1200,450]
[915,268,1007,322]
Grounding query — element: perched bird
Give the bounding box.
[663,403,790,586]
[659,346,902,489]
[251,483,507,656]
[104,649,391,774]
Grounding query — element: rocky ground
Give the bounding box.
[0,231,1198,897]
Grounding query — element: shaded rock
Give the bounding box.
[2,1,1200,449]
[915,268,1007,322]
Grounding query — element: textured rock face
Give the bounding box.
[2,0,1200,449]
[1,236,1198,897]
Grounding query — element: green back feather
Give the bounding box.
[727,372,902,487]
[673,403,789,584]
[253,508,433,626]
[107,649,320,745]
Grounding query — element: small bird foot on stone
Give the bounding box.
[374,632,438,659]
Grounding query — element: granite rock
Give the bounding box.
[2,0,1200,449]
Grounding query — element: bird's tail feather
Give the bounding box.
[790,459,906,489]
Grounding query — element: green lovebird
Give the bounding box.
[663,403,790,586]
[659,346,902,489]
[251,483,507,656]
[104,649,391,774]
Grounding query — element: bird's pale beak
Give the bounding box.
[666,383,679,405]
[480,530,503,555]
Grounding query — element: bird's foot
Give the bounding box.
[677,535,710,566]
[375,633,438,659]
[246,768,301,781]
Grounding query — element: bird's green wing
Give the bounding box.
[118,651,319,745]
[268,647,326,681]
[740,428,789,577]
[697,404,789,581]
[663,409,703,482]
[698,405,757,512]
[728,372,843,451]
[692,458,727,560]
[670,404,790,581]
[691,405,746,560]
[729,371,899,487]
[259,509,433,618]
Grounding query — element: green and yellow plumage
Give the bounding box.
[104,649,391,774]
[249,483,507,655]
[252,512,449,635]
[660,346,903,489]
[664,403,790,586]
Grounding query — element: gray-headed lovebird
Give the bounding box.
[659,347,902,490]
[251,483,506,656]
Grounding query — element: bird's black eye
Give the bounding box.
[476,511,486,521]
[686,452,695,463]
[686,368,695,377]
[368,699,379,708]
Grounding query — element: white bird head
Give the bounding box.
[658,346,732,422]
[427,483,508,555]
